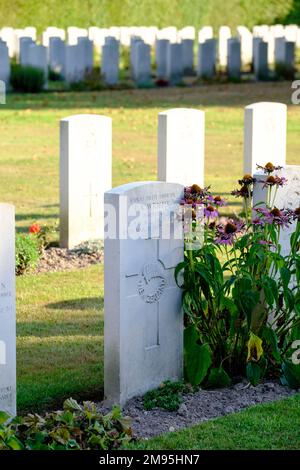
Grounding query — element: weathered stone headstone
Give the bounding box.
[77,37,94,75]
[0,203,16,417]
[158,108,205,187]
[227,38,241,79]
[197,39,216,78]
[182,39,194,73]
[60,114,112,248]
[104,181,184,405]
[19,37,34,66]
[155,39,169,78]
[64,45,79,82]
[133,41,151,85]
[166,43,183,84]
[253,166,300,256]
[101,39,119,85]
[49,37,65,75]
[27,44,48,83]
[0,41,10,86]
[244,102,287,175]
[254,41,268,80]
[219,26,231,67]
[274,37,286,64]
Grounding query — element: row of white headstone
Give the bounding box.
[60,102,287,249]
[1,166,299,413]
[2,24,300,57]
[0,24,299,86]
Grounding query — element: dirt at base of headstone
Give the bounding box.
[97,380,298,439]
[34,247,103,274]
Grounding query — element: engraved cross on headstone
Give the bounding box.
[125,238,181,350]
[84,182,101,219]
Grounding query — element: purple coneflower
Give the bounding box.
[231,185,251,198]
[256,162,283,174]
[238,174,255,186]
[204,205,219,219]
[215,220,244,245]
[255,207,292,228]
[260,175,287,188]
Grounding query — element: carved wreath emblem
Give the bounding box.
[137,262,167,303]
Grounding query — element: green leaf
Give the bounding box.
[282,361,300,389]
[6,436,24,450]
[184,325,212,386]
[0,411,10,425]
[246,362,262,386]
[280,267,291,290]
[262,326,281,362]
[206,366,231,388]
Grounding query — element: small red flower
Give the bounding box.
[29,223,41,234]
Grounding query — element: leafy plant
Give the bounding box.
[15,233,40,275]
[0,398,132,450]
[177,165,300,388]
[10,65,45,93]
[143,381,186,411]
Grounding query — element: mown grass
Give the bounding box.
[127,394,300,450]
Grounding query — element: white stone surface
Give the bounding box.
[158,108,205,187]
[133,42,151,85]
[275,37,286,64]
[27,44,48,83]
[155,39,169,78]
[219,26,231,67]
[253,166,300,256]
[197,39,216,78]
[254,40,268,80]
[227,38,241,79]
[237,26,253,65]
[101,39,119,85]
[49,37,65,75]
[244,102,287,175]
[19,37,34,66]
[104,181,184,406]
[60,114,112,248]
[166,43,183,84]
[198,26,213,44]
[0,204,16,417]
[0,41,10,86]
[182,39,194,73]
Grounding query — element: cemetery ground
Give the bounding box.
[1,81,300,449]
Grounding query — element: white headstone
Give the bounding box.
[0,41,10,86]
[77,37,94,75]
[27,44,48,83]
[166,43,183,84]
[49,37,65,75]
[219,26,231,67]
[60,114,112,248]
[19,37,34,66]
[64,45,80,82]
[104,181,184,406]
[197,39,216,78]
[101,39,119,85]
[275,37,286,64]
[133,42,151,85]
[227,38,241,79]
[182,39,194,73]
[0,204,16,417]
[254,40,268,80]
[198,26,213,44]
[253,166,300,256]
[244,102,287,175]
[155,39,169,78]
[237,26,253,65]
[158,108,205,187]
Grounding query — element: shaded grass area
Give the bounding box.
[128,394,300,450]
[16,264,104,413]
[0,83,299,232]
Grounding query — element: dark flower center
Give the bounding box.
[225,222,237,234]
[270,207,281,217]
[190,184,202,194]
[265,162,275,171]
[295,207,300,216]
[266,175,276,184]
[214,196,221,202]
[241,185,249,195]
[207,205,215,212]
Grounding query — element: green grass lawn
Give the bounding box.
[127,394,300,450]
[1,83,300,447]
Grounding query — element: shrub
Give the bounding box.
[69,67,106,92]
[0,398,132,450]
[15,233,40,275]
[275,63,295,81]
[177,164,300,388]
[143,381,186,411]
[10,65,45,93]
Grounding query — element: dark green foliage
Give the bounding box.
[275,63,295,81]
[143,381,186,411]
[10,65,45,93]
[0,398,132,450]
[15,233,40,275]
